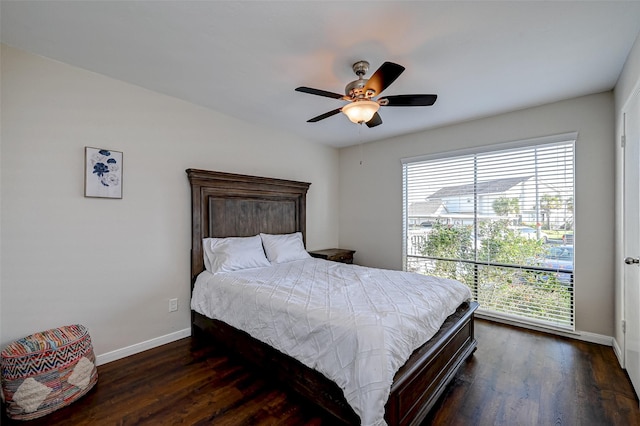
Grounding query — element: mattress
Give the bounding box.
[191,258,471,426]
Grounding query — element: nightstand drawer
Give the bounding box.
[308,248,355,264]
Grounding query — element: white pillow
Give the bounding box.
[260,232,311,264]
[202,235,270,273]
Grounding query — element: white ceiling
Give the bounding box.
[2,1,640,148]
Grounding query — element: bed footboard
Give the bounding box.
[386,301,478,426]
[193,301,478,425]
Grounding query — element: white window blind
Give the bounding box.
[403,136,575,330]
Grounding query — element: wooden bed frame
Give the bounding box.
[187,168,478,426]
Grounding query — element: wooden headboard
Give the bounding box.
[186,169,311,285]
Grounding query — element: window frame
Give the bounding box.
[402,132,577,332]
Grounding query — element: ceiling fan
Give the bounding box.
[295,60,437,128]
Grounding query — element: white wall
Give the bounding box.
[339,92,615,337]
[0,44,340,359]
[614,31,640,361]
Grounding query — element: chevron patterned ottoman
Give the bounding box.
[0,324,98,420]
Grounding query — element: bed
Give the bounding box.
[187,168,478,426]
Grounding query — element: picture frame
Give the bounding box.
[84,147,123,199]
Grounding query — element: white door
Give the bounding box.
[624,87,640,398]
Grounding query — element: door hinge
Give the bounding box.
[621,135,626,148]
[622,319,627,333]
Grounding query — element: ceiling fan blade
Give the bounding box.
[364,62,405,96]
[307,108,343,123]
[366,112,383,128]
[295,86,344,99]
[382,94,438,106]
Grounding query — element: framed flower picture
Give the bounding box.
[84,147,123,199]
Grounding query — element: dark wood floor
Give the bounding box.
[2,319,638,425]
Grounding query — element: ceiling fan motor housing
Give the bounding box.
[346,60,376,100]
[345,79,371,99]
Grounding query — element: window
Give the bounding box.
[402,134,575,330]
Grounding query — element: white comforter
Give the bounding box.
[191,258,471,426]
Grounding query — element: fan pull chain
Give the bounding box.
[359,125,364,166]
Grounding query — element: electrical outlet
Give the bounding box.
[169,298,178,312]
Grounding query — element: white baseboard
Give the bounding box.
[94,321,617,367]
[476,313,613,346]
[95,328,191,366]
[577,330,613,346]
[613,337,624,367]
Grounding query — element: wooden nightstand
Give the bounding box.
[308,248,355,264]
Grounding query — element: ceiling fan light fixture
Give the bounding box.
[342,100,380,124]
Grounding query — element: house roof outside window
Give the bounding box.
[427,176,532,199]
